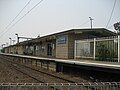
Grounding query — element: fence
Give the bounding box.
[0,82,120,90]
[74,36,120,62]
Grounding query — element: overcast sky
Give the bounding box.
[0,0,120,47]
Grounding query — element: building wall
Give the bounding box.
[52,33,92,59]
[10,46,14,53]
[51,40,56,58]
[34,40,56,58]
[56,35,68,59]
[68,34,75,59]
[3,29,111,59]
[5,48,9,53]
[67,33,98,59]
[4,46,17,54]
[40,41,47,57]
[17,45,24,54]
[35,44,42,56]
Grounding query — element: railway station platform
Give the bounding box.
[1,53,120,81]
[1,53,120,70]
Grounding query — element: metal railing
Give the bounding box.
[0,82,120,90]
[74,36,120,62]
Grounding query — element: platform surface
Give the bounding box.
[1,53,120,70]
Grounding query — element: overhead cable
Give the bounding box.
[0,0,32,36]
[106,0,117,28]
[0,0,44,38]
[5,0,32,29]
[79,20,90,27]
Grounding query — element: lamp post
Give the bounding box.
[89,17,94,29]
[15,33,19,43]
[9,38,12,45]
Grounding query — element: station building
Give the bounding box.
[3,28,116,59]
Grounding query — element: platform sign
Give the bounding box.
[56,35,67,44]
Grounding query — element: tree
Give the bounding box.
[114,22,120,34]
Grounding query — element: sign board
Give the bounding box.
[56,35,67,44]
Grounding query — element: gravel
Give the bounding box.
[0,60,38,83]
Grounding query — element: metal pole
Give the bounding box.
[93,38,96,60]
[15,33,19,43]
[89,17,94,29]
[9,38,12,45]
[118,35,120,62]
[91,19,92,29]
[74,40,76,59]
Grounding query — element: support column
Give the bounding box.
[93,38,96,60]
[74,40,76,59]
[118,35,120,63]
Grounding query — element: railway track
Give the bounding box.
[1,55,120,90]
[0,58,43,83]
[0,56,76,83]
[0,56,79,90]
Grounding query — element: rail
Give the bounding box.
[0,54,77,83]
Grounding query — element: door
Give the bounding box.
[47,43,52,56]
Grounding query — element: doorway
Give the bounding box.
[47,43,52,56]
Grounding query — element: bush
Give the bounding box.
[96,42,117,61]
